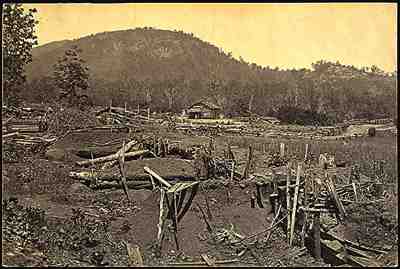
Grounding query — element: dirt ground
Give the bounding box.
[2,129,398,267]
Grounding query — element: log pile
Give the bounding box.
[2,133,57,146]
[2,105,48,134]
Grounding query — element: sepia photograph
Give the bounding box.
[2,2,398,267]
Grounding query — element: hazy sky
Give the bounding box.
[22,3,397,72]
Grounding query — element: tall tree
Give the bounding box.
[3,4,38,105]
[53,45,90,107]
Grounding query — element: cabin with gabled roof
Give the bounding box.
[185,100,223,119]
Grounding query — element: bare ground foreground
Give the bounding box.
[2,117,398,267]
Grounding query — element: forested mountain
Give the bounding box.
[24,28,397,124]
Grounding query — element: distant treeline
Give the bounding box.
[24,59,396,125]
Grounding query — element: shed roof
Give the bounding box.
[188,100,221,111]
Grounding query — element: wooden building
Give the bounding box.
[185,100,223,119]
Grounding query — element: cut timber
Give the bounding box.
[314,211,322,261]
[325,176,346,220]
[118,140,130,201]
[280,142,285,158]
[2,132,20,139]
[72,158,196,181]
[265,203,282,243]
[126,243,144,267]
[70,171,193,183]
[167,259,239,266]
[304,143,309,162]
[197,203,213,233]
[143,166,172,188]
[157,189,165,254]
[323,230,388,255]
[89,181,152,190]
[286,162,291,241]
[177,183,199,222]
[102,139,138,169]
[241,145,253,180]
[76,145,123,159]
[201,254,215,267]
[289,163,302,246]
[76,150,150,166]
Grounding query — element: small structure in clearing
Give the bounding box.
[185,100,223,119]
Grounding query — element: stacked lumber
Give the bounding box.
[2,132,57,146]
[2,105,48,134]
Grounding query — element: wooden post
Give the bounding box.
[148,107,150,120]
[153,136,156,156]
[286,162,291,242]
[157,188,165,256]
[242,145,253,180]
[124,102,127,112]
[271,169,278,215]
[171,193,180,250]
[314,211,321,261]
[289,163,302,246]
[143,166,172,188]
[118,140,130,202]
[280,143,285,158]
[250,194,255,208]
[304,144,309,162]
[300,172,309,247]
[255,187,264,208]
[137,103,140,114]
[352,183,358,202]
[230,161,235,182]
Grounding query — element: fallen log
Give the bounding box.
[70,171,195,182]
[144,166,172,188]
[167,259,239,266]
[76,150,150,166]
[2,132,20,139]
[102,139,138,169]
[89,181,153,190]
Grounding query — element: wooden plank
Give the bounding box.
[76,150,149,166]
[326,175,346,219]
[167,181,199,193]
[144,166,172,188]
[171,193,180,250]
[2,132,20,139]
[197,203,213,233]
[102,139,138,169]
[314,211,322,261]
[280,142,285,158]
[118,140,130,201]
[266,203,282,242]
[177,184,199,222]
[352,183,358,202]
[157,189,165,244]
[324,231,388,255]
[200,254,215,267]
[286,162,291,242]
[126,243,144,267]
[167,259,239,266]
[289,163,302,246]
[304,143,309,162]
[299,207,334,213]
